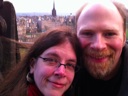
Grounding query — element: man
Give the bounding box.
[74,1,128,96]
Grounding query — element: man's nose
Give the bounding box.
[90,34,106,50]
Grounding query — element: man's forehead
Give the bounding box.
[77,1,123,23]
[77,1,124,31]
[81,1,118,15]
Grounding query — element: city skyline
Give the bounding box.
[4,0,128,15]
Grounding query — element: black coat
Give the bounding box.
[118,44,128,96]
[73,44,128,96]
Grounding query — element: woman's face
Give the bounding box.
[30,41,77,96]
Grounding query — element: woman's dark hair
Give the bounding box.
[0,26,82,96]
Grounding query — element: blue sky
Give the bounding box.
[4,0,128,15]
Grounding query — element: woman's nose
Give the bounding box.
[54,65,66,77]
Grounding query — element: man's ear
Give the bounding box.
[29,58,36,74]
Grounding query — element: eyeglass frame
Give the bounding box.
[38,56,80,72]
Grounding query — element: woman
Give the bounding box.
[0,26,82,96]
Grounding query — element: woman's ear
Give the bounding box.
[29,58,36,74]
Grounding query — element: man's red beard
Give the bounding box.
[83,47,115,80]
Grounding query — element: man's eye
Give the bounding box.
[104,32,116,37]
[80,31,94,37]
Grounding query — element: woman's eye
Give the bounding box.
[42,58,56,62]
[67,63,75,67]
[48,58,57,62]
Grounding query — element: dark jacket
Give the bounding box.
[118,44,128,96]
[73,44,128,96]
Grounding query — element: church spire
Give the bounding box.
[53,0,55,8]
[52,0,56,17]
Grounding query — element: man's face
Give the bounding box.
[77,3,126,80]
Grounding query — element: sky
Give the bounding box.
[4,0,128,15]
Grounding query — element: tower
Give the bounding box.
[52,0,56,17]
